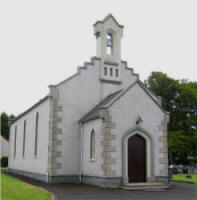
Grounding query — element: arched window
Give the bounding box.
[104,67,107,76]
[22,120,26,157]
[106,33,113,55]
[14,126,17,157]
[90,129,95,160]
[110,68,113,76]
[34,112,39,157]
[116,69,119,77]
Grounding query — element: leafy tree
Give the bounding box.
[0,112,15,139]
[145,72,197,165]
[168,131,196,164]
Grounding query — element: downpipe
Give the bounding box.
[79,123,83,182]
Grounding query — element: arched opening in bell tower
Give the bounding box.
[106,33,113,55]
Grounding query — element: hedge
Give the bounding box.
[1,156,8,167]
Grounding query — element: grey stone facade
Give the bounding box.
[159,115,169,178]
[100,108,116,177]
[48,86,63,176]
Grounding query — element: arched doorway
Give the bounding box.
[128,134,146,182]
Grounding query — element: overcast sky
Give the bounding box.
[0,0,197,116]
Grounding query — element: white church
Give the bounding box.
[9,14,169,188]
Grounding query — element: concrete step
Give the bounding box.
[121,182,170,190]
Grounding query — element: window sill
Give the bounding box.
[89,159,96,162]
[100,79,121,85]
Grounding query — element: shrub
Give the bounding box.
[1,156,8,167]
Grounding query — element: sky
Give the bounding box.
[0,0,197,116]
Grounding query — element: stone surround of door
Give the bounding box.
[122,128,155,185]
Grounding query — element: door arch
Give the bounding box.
[128,134,146,182]
[122,128,154,184]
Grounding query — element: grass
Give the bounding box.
[1,172,52,200]
[171,174,197,183]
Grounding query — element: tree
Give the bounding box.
[168,130,196,164]
[0,112,15,139]
[145,72,197,165]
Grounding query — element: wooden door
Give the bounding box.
[128,134,146,182]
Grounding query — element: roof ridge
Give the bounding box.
[106,80,168,115]
[79,89,123,123]
[106,89,123,98]
[105,81,138,108]
[11,95,50,124]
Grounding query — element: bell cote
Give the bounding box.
[94,14,124,83]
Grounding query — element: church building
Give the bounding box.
[9,14,169,188]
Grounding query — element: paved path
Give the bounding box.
[3,171,197,200]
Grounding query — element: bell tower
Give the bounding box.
[94,14,124,83]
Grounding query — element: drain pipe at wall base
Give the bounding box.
[79,122,84,183]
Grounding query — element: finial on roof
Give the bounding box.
[93,13,124,28]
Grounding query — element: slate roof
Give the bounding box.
[79,89,123,123]
[80,80,168,123]
[11,95,50,124]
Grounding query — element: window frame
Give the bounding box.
[34,112,39,157]
[116,68,119,77]
[104,66,107,76]
[14,126,17,158]
[22,120,26,158]
[90,129,96,161]
[110,68,113,76]
[106,33,113,55]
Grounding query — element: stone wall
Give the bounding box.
[48,86,63,176]
[100,108,116,177]
[158,114,169,177]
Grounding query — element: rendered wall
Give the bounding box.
[82,119,103,176]
[109,83,168,181]
[9,99,50,176]
[54,58,138,176]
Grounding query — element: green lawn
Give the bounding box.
[171,174,197,183]
[1,173,51,200]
